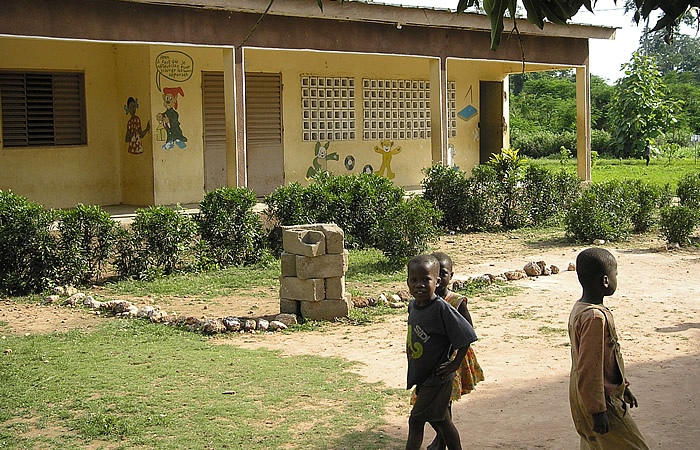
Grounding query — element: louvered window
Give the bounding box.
[0,71,86,147]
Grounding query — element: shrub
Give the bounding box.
[623,180,662,233]
[522,165,582,226]
[591,129,614,155]
[421,164,471,232]
[57,204,118,285]
[376,196,442,267]
[487,149,529,229]
[463,165,501,231]
[115,206,198,279]
[511,129,576,158]
[0,191,59,295]
[264,173,404,251]
[677,173,700,210]
[565,181,634,242]
[197,187,264,267]
[659,206,698,245]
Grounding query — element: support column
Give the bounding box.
[429,56,448,165]
[223,48,238,187]
[231,47,248,186]
[576,63,591,182]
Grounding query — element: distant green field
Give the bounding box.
[529,156,700,190]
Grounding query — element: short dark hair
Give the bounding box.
[408,254,439,276]
[431,252,453,270]
[576,248,617,287]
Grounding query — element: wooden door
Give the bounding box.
[479,81,505,164]
[202,72,227,192]
[245,72,284,196]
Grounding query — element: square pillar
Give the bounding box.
[429,56,448,165]
[223,48,238,187]
[576,64,591,182]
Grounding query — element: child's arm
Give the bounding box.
[576,312,608,433]
[457,300,473,327]
[435,345,469,377]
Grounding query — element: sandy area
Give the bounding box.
[1,232,698,448]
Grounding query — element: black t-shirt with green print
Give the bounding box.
[406,296,477,389]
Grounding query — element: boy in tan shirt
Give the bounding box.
[568,248,648,449]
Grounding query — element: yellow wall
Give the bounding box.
[0,37,122,208]
[446,58,525,174]
[116,44,154,206]
[149,46,224,206]
[245,49,436,188]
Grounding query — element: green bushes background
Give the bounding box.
[1,168,698,296]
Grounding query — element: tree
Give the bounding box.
[611,52,681,157]
[454,0,700,50]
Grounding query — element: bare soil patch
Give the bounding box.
[2,231,698,448]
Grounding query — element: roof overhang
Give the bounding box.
[122,0,617,40]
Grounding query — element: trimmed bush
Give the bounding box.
[264,172,404,251]
[522,165,582,226]
[115,206,198,279]
[0,191,59,295]
[377,196,442,267]
[623,180,662,233]
[677,173,700,210]
[421,164,471,232]
[462,165,501,231]
[565,181,635,242]
[197,187,264,267]
[659,206,698,245]
[57,204,118,285]
[510,129,576,158]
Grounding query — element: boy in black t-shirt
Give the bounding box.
[405,254,478,450]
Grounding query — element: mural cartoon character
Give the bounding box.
[374,139,401,179]
[156,87,187,150]
[124,97,151,154]
[306,141,339,178]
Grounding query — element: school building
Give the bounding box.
[0,0,615,208]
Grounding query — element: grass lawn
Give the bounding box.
[0,319,405,449]
[529,156,700,190]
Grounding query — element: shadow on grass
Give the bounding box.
[326,430,404,449]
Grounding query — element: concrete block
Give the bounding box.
[280,252,297,277]
[280,276,324,302]
[283,223,344,254]
[300,294,352,321]
[325,276,345,300]
[295,250,348,279]
[282,229,325,257]
[280,298,300,315]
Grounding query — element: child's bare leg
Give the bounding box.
[427,405,450,450]
[406,418,425,450]
[432,415,461,450]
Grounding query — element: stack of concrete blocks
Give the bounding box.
[279,224,351,321]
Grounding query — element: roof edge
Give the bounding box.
[120,0,617,40]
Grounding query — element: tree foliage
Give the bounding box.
[611,52,681,157]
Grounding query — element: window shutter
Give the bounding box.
[53,73,85,145]
[0,73,29,147]
[0,71,86,147]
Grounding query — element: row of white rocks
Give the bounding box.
[45,287,299,335]
[452,260,576,289]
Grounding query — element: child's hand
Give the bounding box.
[592,411,609,434]
[624,387,638,408]
[435,359,460,377]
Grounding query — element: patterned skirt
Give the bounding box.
[411,346,484,404]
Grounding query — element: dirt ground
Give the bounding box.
[2,232,699,449]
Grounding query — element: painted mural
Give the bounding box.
[374,139,401,179]
[306,141,338,178]
[124,97,151,154]
[154,51,193,150]
[156,87,188,149]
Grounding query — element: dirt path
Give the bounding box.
[2,233,698,448]
[231,241,700,449]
